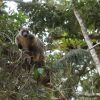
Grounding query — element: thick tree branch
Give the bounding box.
[51,34,100,40]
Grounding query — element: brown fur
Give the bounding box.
[15,28,45,65]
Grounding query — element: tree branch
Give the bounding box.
[4,0,23,2]
[72,0,100,75]
[89,42,100,50]
[76,92,100,97]
[3,0,32,4]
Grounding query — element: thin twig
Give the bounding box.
[89,42,100,51]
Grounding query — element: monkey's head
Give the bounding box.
[19,28,30,37]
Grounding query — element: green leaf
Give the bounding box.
[37,68,44,74]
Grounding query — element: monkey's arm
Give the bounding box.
[17,43,23,49]
[15,35,23,49]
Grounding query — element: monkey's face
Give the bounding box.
[21,29,29,37]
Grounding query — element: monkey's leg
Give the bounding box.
[31,54,40,66]
[37,55,45,67]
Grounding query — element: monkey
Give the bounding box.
[15,28,52,87]
[15,28,45,67]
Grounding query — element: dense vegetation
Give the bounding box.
[0,0,100,100]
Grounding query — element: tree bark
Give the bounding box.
[72,0,100,75]
[76,92,100,97]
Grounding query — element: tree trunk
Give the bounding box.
[72,0,100,75]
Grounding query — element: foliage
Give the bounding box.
[0,0,100,100]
